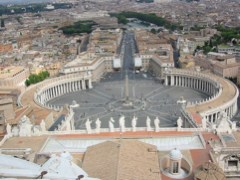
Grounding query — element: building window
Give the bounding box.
[173,162,179,173]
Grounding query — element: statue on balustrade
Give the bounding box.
[217,110,228,123]
[95,118,101,134]
[109,117,115,132]
[119,115,125,132]
[201,116,207,129]
[65,119,71,131]
[40,119,46,132]
[32,125,41,136]
[146,116,151,131]
[6,123,12,137]
[18,115,33,137]
[57,123,62,131]
[177,117,183,131]
[154,117,160,132]
[216,110,232,134]
[85,119,92,134]
[132,116,138,132]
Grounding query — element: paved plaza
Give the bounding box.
[48,71,209,129]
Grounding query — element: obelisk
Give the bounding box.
[125,72,129,102]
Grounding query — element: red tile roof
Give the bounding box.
[191,113,202,125]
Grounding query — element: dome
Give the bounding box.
[169,148,182,160]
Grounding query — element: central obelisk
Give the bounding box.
[124,72,129,102]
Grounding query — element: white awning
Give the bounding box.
[113,58,121,68]
[134,57,142,67]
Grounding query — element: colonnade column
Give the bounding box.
[89,79,93,89]
[206,82,210,93]
[51,88,53,98]
[188,77,190,88]
[47,89,50,101]
[78,80,81,90]
[59,84,62,95]
[63,84,65,94]
[72,82,75,92]
[55,86,58,96]
[210,114,213,123]
[82,80,86,90]
[165,76,168,86]
[229,105,234,117]
[233,102,238,115]
[53,87,56,97]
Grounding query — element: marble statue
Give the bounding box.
[12,126,19,137]
[6,123,12,137]
[70,100,79,108]
[146,116,151,131]
[40,119,46,132]
[95,118,101,134]
[177,117,183,131]
[216,119,231,134]
[119,115,125,132]
[217,110,227,123]
[57,124,62,131]
[132,116,138,132]
[216,111,232,134]
[6,123,12,135]
[177,96,186,104]
[212,124,217,130]
[154,117,160,132]
[109,117,115,132]
[65,120,71,131]
[232,121,237,131]
[32,125,41,136]
[202,116,207,129]
[85,119,92,134]
[19,115,33,137]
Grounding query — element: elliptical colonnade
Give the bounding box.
[165,69,238,123]
[34,73,92,109]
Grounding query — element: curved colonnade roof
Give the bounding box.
[186,74,237,115]
[20,85,59,125]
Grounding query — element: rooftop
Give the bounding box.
[0,66,25,79]
[82,140,160,180]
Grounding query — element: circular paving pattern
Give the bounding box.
[48,71,209,130]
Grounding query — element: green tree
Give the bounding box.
[117,15,129,24]
[60,20,97,35]
[110,12,180,31]
[150,28,157,34]
[25,70,50,86]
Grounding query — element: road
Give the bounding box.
[120,31,138,80]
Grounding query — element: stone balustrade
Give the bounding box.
[39,127,205,136]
